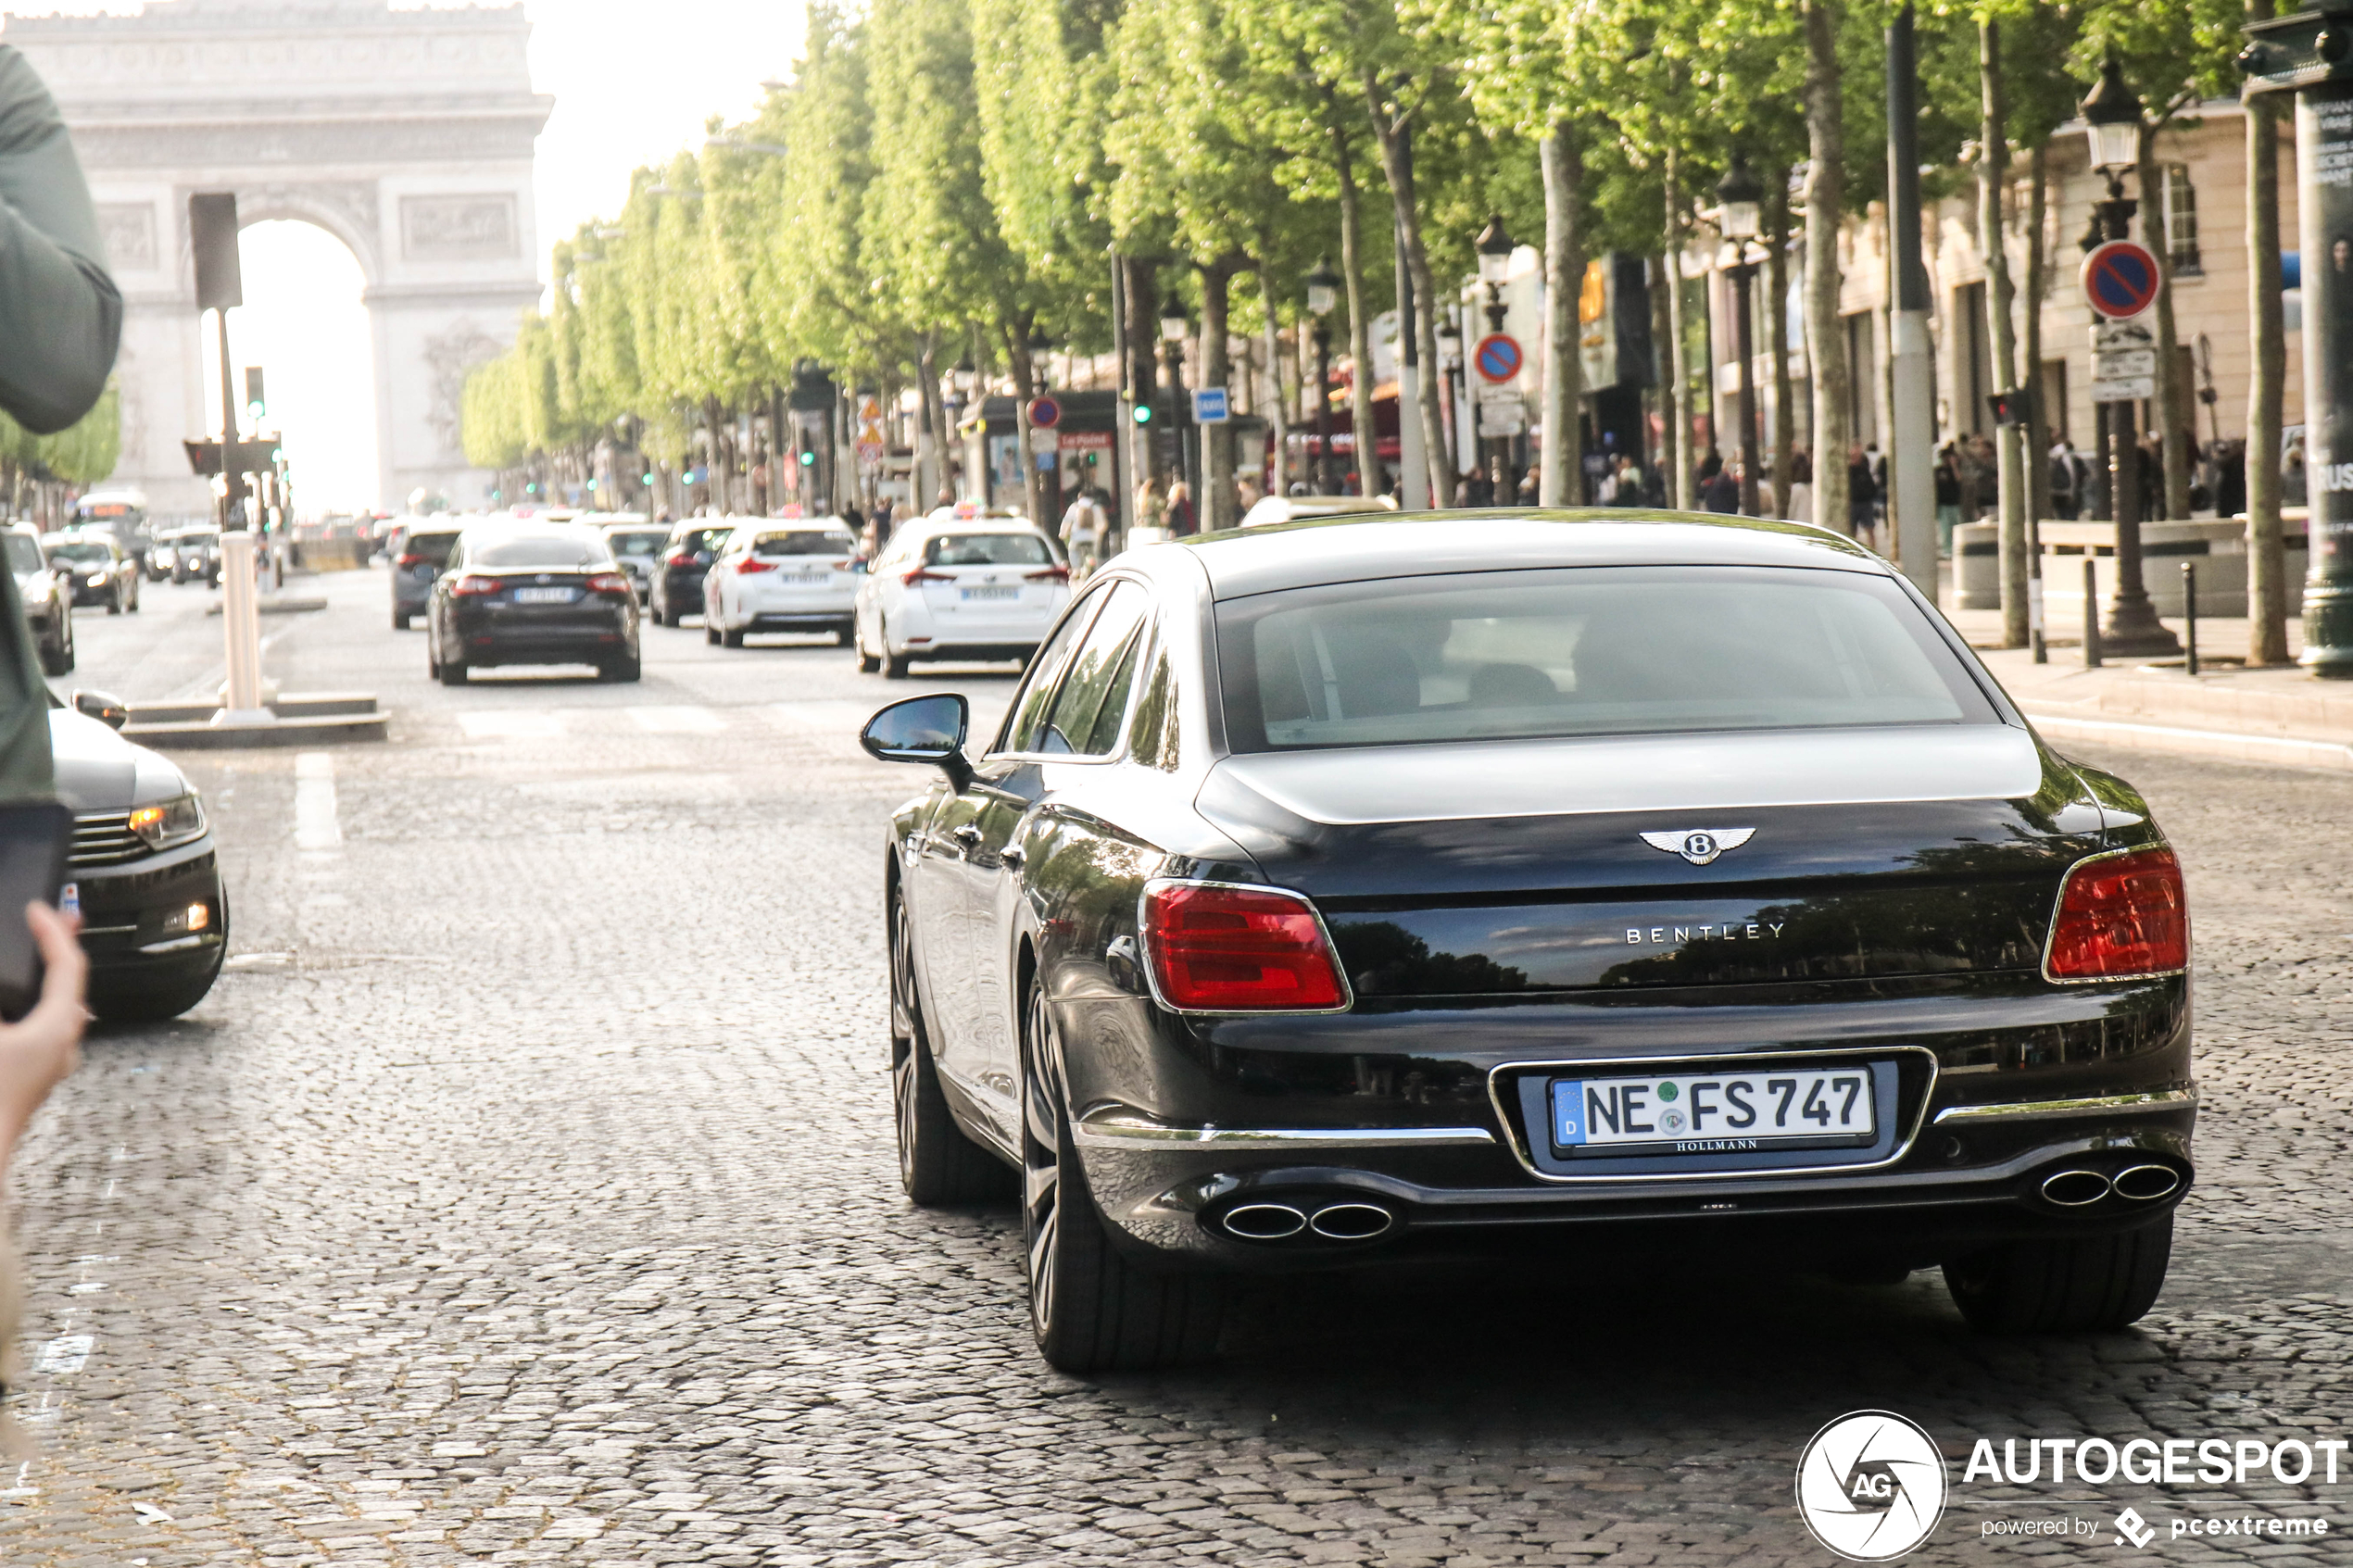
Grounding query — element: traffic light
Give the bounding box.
[1987,390,2028,427]
[244,366,265,424]
[1132,403,1154,425]
[641,471,655,485]
[799,447,815,468]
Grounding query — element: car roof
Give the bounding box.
[1163,508,1885,599]
[907,516,1046,536]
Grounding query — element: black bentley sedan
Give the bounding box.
[861,511,2193,1372]
[427,522,641,684]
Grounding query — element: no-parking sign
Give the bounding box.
[2080,240,2162,320]
[1474,333,1524,383]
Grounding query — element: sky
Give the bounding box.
[106,0,811,511]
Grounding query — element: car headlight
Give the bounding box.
[87,573,106,585]
[128,793,206,850]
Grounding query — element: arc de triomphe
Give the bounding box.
[3,0,550,518]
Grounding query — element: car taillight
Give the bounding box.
[2045,847,2188,980]
[667,550,695,567]
[1026,565,1070,583]
[396,552,424,568]
[736,557,777,574]
[1141,883,1347,1011]
[451,574,502,596]
[586,571,632,595]
[902,567,952,585]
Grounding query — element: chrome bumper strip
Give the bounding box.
[1073,1110,1496,1151]
[1932,1088,2197,1125]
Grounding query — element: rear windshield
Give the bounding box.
[606,530,667,556]
[405,532,461,565]
[46,541,110,563]
[466,533,611,569]
[925,532,1051,567]
[754,531,855,558]
[673,528,731,555]
[1217,566,1997,752]
[4,534,38,573]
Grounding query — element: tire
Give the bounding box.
[128,583,139,613]
[721,623,746,649]
[106,586,121,615]
[1943,1213,2173,1334]
[601,655,642,683]
[39,616,71,677]
[833,626,851,647]
[437,657,468,686]
[1020,980,1223,1372]
[394,610,409,630]
[854,615,882,673]
[889,890,1010,1205]
[704,619,722,646]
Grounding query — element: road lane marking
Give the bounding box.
[458,711,567,739]
[629,705,724,734]
[294,752,341,850]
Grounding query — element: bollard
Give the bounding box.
[2182,561,2199,676]
[2083,558,2102,668]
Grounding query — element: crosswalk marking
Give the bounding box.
[629,705,724,734]
[458,711,567,739]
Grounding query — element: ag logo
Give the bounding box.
[1639,827,1755,866]
[1795,1411,1947,1561]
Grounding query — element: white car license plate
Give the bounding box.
[960,585,1017,601]
[511,586,574,604]
[781,572,830,585]
[1550,1065,1877,1149]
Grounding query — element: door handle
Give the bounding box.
[1000,844,1025,869]
[950,823,983,847]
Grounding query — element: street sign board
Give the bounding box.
[1027,428,1058,453]
[1027,395,1062,429]
[2095,348,2158,380]
[2091,375,2157,404]
[2080,240,2163,320]
[2091,320,2154,351]
[1191,387,1230,423]
[1479,395,1527,434]
[1474,333,1524,383]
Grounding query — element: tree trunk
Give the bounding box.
[1663,149,1693,509]
[2137,122,2192,522]
[1803,0,1852,536]
[2022,144,2053,530]
[916,335,947,509]
[1652,254,1679,509]
[1362,71,1456,508]
[1765,169,1795,519]
[1261,264,1290,499]
[2247,0,2291,664]
[1330,118,1383,497]
[1539,119,1583,508]
[1004,314,1049,528]
[1200,263,1237,532]
[1981,20,2029,647]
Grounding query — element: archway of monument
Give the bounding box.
[198,219,383,515]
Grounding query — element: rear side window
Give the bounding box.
[674,528,730,556]
[1000,590,1110,754]
[467,533,611,569]
[406,532,460,566]
[607,530,667,556]
[926,533,1051,567]
[1040,583,1151,756]
[755,531,856,558]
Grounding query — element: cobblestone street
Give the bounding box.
[7,570,2353,1566]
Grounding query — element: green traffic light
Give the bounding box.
[642,472,655,484]
[1132,404,1153,425]
[799,449,815,466]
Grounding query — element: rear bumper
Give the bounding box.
[747,609,855,632]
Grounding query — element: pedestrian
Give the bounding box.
[1235,473,1264,518]
[1699,454,1739,514]
[1516,467,1540,506]
[1848,445,1879,543]
[2216,439,2246,519]
[1060,486,1105,572]
[1594,460,1619,506]
[1933,445,1963,554]
[1133,474,1168,539]
[2284,438,2308,507]
[2048,439,2080,521]
[1786,448,1814,525]
[1613,456,1643,508]
[871,495,894,546]
[1463,468,1493,507]
[1166,479,1196,536]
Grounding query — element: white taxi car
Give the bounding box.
[852,513,1069,678]
[702,521,862,647]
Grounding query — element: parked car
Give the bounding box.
[426,521,640,684]
[701,521,862,647]
[391,523,465,629]
[5,521,72,674]
[851,516,1070,678]
[158,523,220,585]
[648,520,739,626]
[597,517,666,604]
[42,530,140,613]
[859,509,2193,1372]
[52,691,226,1022]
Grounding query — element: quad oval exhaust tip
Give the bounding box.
[1221,1202,1307,1240]
[2111,1162,2183,1202]
[2041,1169,2113,1208]
[1307,1202,1394,1240]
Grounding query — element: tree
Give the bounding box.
[2246,0,2290,663]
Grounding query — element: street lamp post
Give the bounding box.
[1436,314,1464,493]
[1715,157,1766,520]
[2243,3,2353,674]
[1160,297,1193,519]
[1476,214,1516,504]
[1306,257,1340,494]
[2081,58,2181,659]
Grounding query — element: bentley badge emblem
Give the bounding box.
[1640,828,1755,866]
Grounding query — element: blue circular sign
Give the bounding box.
[1027,395,1062,429]
[1474,333,1524,383]
[2080,241,2162,320]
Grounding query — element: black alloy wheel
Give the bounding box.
[1019,979,1223,1373]
[39,609,71,677]
[888,890,1008,1205]
[1942,1213,2173,1333]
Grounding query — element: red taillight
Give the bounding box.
[902,567,953,585]
[396,552,424,568]
[736,557,777,574]
[2045,847,2188,980]
[451,574,501,596]
[1142,883,1346,1011]
[667,550,695,567]
[1026,564,1071,583]
[585,571,632,595]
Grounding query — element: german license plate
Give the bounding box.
[960,585,1017,601]
[1550,1065,1877,1152]
[511,586,574,604]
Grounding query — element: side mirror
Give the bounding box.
[861,694,972,789]
[72,689,128,731]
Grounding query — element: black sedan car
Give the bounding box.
[427,522,641,684]
[51,693,227,1022]
[648,520,737,627]
[43,531,140,613]
[861,511,2193,1372]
